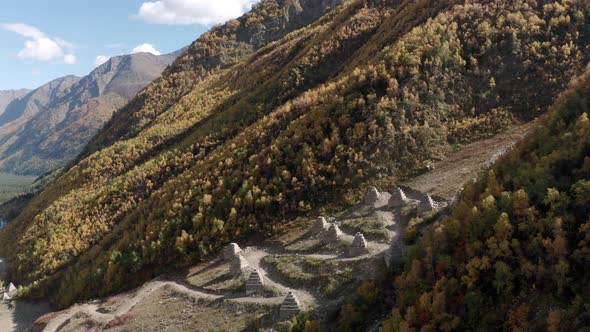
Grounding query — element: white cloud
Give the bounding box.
[1,23,76,64]
[2,23,44,39]
[55,38,75,50]
[131,43,161,55]
[95,55,110,66]
[96,43,160,68]
[135,0,258,25]
[63,54,76,64]
[18,37,63,61]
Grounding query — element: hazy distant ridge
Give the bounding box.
[0,49,184,175]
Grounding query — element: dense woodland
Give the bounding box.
[379,68,590,331]
[0,0,588,312]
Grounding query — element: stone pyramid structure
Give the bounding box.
[364,186,381,206]
[223,243,242,261]
[5,283,17,298]
[245,270,265,295]
[388,187,408,208]
[280,291,302,319]
[349,232,370,256]
[311,216,330,235]
[417,193,437,214]
[389,240,409,263]
[322,223,343,243]
[7,283,16,293]
[2,293,10,301]
[229,253,250,277]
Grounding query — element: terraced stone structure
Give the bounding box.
[245,270,265,295]
[6,283,16,296]
[229,253,250,277]
[387,240,409,265]
[223,243,242,261]
[322,223,343,243]
[349,232,370,256]
[417,194,437,214]
[364,186,381,206]
[0,282,16,301]
[311,216,330,234]
[389,187,409,208]
[280,292,302,319]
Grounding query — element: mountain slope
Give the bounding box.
[0,76,81,137]
[383,68,590,331]
[1,0,589,309]
[0,51,182,175]
[82,0,343,157]
[0,89,31,116]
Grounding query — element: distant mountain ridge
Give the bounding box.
[0,49,184,175]
[0,76,80,128]
[0,89,31,117]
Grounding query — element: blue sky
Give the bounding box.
[0,0,257,90]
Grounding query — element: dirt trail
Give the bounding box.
[0,257,52,332]
[0,300,51,332]
[403,123,534,199]
[43,243,362,331]
[42,217,396,331]
[44,278,269,332]
[38,187,439,331]
[241,247,316,307]
[43,281,216,332]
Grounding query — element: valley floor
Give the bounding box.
[0,173,35,205]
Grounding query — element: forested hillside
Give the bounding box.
[0,0,589,309]
[381,68,590,331]
[82,0,342,156]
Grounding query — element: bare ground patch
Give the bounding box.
[403,122,535,199]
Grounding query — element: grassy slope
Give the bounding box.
[0,173,35,204]
[0,0,589,309]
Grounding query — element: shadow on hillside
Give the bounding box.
[0,299,52,332]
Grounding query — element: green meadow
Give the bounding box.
[0,172,35,204]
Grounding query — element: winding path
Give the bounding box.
[39,188,430,331]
